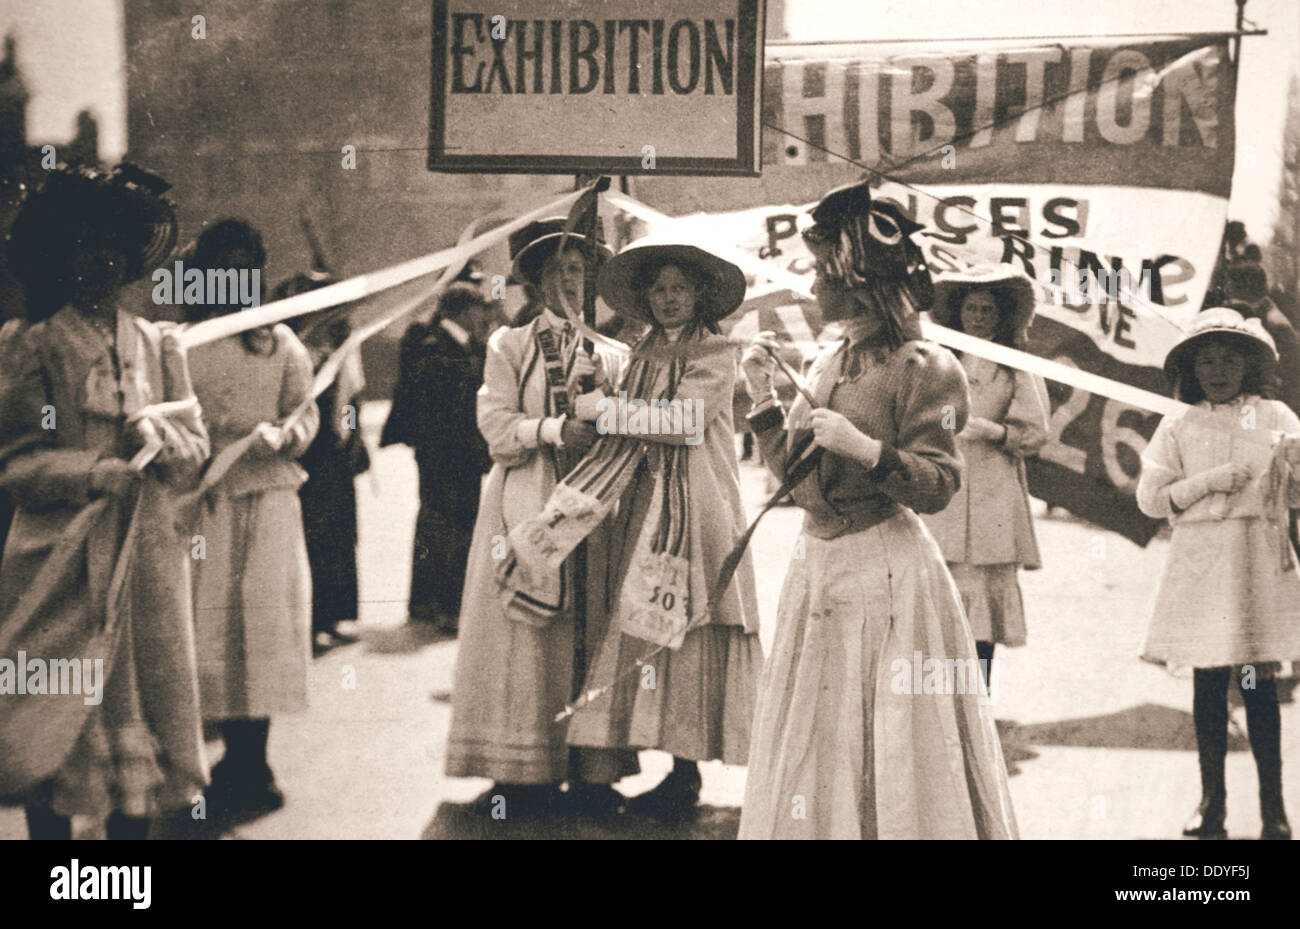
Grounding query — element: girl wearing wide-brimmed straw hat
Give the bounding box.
[531,241,764,822]
[736,181,1017,840]
[922,266,1050,684]
[183,219,320,815]
[445,225,640,817]
[1137,306,1300,840]
[0,164,210,839]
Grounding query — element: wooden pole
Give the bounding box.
[566,172,603,783]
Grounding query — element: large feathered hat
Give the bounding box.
[5,162,178,320]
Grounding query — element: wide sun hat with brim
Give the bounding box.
[598,241,748,326]
[930,265,1038,346]
[1163,306,1278,379]
[6,163,178,319]
[511,227,613,288]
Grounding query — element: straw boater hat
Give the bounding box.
[1162,306,1277,379]
[510,217,612,287]
[597,240,747,326]
[930,265,1037,347]
[5,163,178,320]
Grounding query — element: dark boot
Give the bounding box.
[1240,675,1290,840]
[1184,668,1229,838]
[210,718,283,814]
[627,757,702,824]
[24,806,72,841]
[105,811,151,840]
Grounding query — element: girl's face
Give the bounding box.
[1193,341,1246,404]
[959,290,1000,341]
[647,264,698,328]
[540,247,587,312]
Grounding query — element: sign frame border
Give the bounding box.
[427,0,765,176]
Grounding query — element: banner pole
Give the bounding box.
[1233,0,1247,67]
[565,171,603,785]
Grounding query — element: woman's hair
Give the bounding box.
[436,281,489,320]
[190,218,266,271]
[944,283,1020,347]
[632,258,721,333]
[182,218,267,322]
[1168,332,1276,403]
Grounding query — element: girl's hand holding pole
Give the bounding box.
[741,332,781,400]
[809,408,882,468]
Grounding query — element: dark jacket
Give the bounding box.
[381,319,491,475]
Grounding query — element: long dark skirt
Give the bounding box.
[409,451,483,623]
[299,453,360,632]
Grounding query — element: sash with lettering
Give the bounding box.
[497,325,698,648]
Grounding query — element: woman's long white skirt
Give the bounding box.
[738,510,1017,839]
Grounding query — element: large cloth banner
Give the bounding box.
[696,34,1236,545]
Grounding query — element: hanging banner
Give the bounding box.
[651,35,1236,543]
[429,0,764,175]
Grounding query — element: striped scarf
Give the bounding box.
[497,323,698,628]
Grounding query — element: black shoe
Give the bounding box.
[1261,804,1291,840]
[312,631,336,657]
[626,767,702,824]
[207,761,285,815]
[1261,817,1291,840]
[564,782,627,818]
[1182,797,1227,838]
[329,627,361,646]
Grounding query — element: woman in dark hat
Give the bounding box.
[0,163,210,839]
[509,240,765,822]
[1137,307,1300,840]
[736,181,1017,839]
[445,224,639,816]
[922,266,1050,686]
[184,219,320,815]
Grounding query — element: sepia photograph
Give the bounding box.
[0,0,1299,908]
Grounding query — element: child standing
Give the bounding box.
[1137,306,1300,840]
[183,220,320,815]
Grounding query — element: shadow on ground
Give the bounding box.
[1013,702,1250,753]
[423,800,741,840]
[360,622,455,655]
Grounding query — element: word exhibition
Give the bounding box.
[448,14,740,96]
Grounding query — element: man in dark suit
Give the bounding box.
[381,283,494,632]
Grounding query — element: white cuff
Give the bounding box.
[539,416,566,447]
[516,418,543,449]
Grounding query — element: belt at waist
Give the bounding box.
[800,497,903,540]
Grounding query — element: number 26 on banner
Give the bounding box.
[1039,357,1155,494]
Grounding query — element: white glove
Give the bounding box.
[1169,463,1251,510]
[741,332,780,400]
